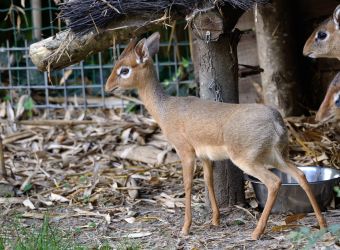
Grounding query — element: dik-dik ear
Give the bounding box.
[134,32,160,64]
[333,5,340,30]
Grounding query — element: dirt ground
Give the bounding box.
[0,108,339,249]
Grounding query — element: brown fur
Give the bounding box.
[106,33,327,240]
[303,5,340,59]
[316,73,340,122]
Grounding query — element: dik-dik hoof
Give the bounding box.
[251,231,262,240]
[320,219,327,229]
[212,218,220,226]
[181,227,190,236]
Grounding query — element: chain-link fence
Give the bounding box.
[0,0,195,111]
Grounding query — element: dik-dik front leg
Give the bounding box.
[202,159,220,226]
[178,149,195,236]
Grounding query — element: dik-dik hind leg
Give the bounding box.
[177,149,195,236]
[202,159,220,226]
[279,162,327,228]
[243,166,282,240]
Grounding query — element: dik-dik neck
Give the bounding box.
[137,64,169,122]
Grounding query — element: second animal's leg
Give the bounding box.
[202,159,220,226]
[279,162,327,228]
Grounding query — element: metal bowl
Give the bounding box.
[245,166,340,214]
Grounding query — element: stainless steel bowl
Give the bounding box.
[245,166,340,214]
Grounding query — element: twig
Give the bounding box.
[20,159,41,191]
[234,205,256,220]
[0,136,7,179]
[18,120,97,126]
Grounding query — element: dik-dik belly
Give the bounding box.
[194,145,230,161]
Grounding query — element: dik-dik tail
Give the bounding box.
[303,5,340,60]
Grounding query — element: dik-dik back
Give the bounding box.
[303,5,340,59]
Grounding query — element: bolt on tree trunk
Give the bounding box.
[190,8,245,207]
[255,0,301,117]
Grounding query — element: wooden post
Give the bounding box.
[31,0,42,40]
[255,0,301,116]
[190,7,245,207]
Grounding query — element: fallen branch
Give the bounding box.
[18,119,97,126]
[0,137,7,179]
[29,16,167,71]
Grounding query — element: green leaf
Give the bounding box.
[23,97,34,111]
[181,57,190,68]
[23,183,32,193]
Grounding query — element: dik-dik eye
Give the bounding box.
[335,93,340,107]
[117,66,131,79]
[316,31,328,40]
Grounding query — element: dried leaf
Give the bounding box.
[49,193,69,203]
[126,177,139,200]
[23,198,35,210]
[16,95,29,119]
[124,217,136,224]
[127,232,152,238]
[284,213,306,224]
[271,224,300,232]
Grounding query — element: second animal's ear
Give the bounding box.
[134,32,160,64]
[333,5,340,29]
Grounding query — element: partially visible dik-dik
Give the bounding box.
[106,32,327,240]
[303,5,340,122]
[315,72,340,122]
[303,5,340,59]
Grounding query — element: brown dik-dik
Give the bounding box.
[303,5,340,59]
[303,5,340,121]
[105,32,327,240]
[316,72,340,122]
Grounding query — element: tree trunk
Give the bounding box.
[255,1,301,117]
[190,8,245,208]
[31,0,42,40]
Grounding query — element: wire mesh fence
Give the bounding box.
[0,0,195,111]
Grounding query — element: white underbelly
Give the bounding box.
[195,145,229,161]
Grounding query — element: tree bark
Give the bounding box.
[29,16,166,71]
[255,1,301,117]
[190,8,245,207]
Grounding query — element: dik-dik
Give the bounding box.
[315,72,340,122]
[105,32,327,240]
[303,5,340,121]
[303,5,340,59]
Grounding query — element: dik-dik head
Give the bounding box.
[105,32,160,92]
[316,73,340,122]
[303,5,340,60]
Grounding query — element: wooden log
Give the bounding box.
[255,0,301,116]
[29,16,166,71]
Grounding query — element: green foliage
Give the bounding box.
[23,96,35,118]
[1,215,89,250]
[116,238,141,250]
[288,225,340,249]
[22,182,32,193]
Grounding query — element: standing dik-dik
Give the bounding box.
[303,5,340,59]
[105,32,327,240]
